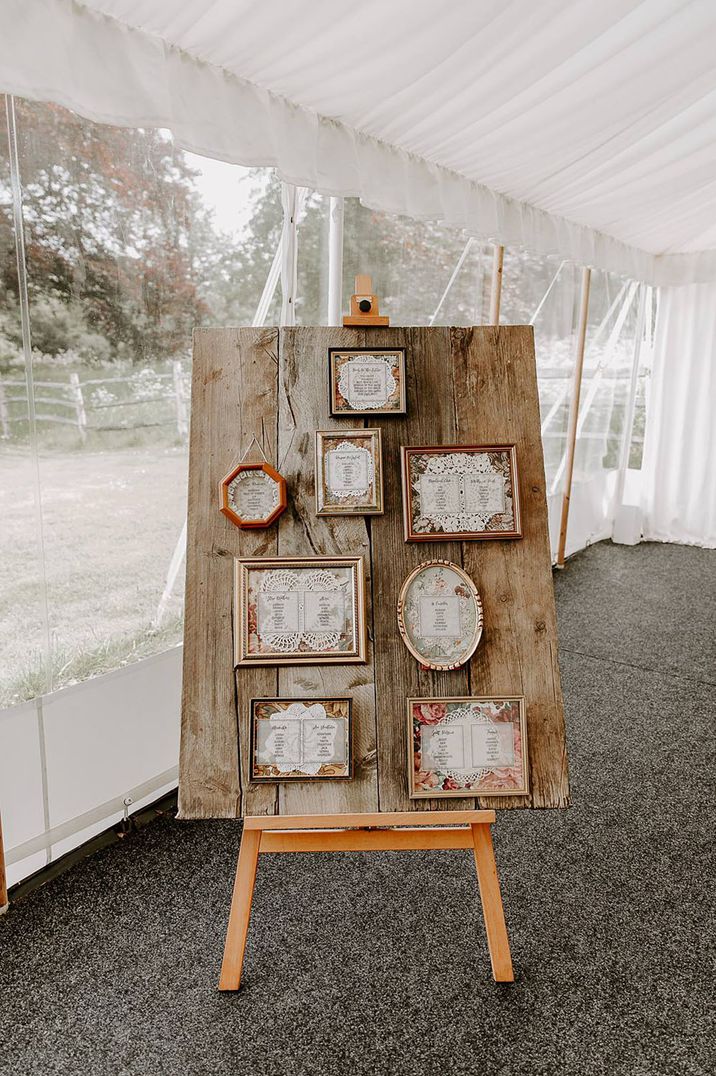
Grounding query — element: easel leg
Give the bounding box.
[470,823,514,983]
[218,828,261,991]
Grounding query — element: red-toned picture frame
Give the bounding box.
[219,461,287,529]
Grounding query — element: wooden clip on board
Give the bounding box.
[343,274,390,326]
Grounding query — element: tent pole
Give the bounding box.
[280,183,300,326]
[556,266,591,567]
[0,812,8,912]
[614,283,647,508]
[488,244,504,325]
[327,196,344,325]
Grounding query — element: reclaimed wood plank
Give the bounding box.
[452,326,569,808]
[369,326,473,813]
[275,327,380,814]
[178,327,279,819]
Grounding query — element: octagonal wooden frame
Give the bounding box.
[220,461,287,529]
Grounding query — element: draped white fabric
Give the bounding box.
[641,284,716,546]
[1,0,715,285]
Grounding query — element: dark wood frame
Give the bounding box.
[407,696,529,799]
[220,461,287,529]
[400,443,522,542]
[249,697,353,782]
[328,346,407,416]
[234,555,368,667]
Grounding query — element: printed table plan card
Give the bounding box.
[409,697,529,798]
[326,443,371,494]
[229,470,279,519]
[462,471,506,516]
[417,595,462,638]
[343,361,390,408]
[251,699,353,780]
[257,591,300,635]
[303,591,346,634]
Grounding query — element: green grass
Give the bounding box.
[4,615,183,707]
[0,444,188,707]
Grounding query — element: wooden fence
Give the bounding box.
[0,360,189,442]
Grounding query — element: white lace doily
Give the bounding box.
[326,441,374,499]
[413,452,513,531]
[438,704,491,784]
[228,470,279,515]
[259,569,344,652]
[338,354,396,409]
[264,702,328,775]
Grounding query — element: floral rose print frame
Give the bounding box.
[250,697,353,782]
[396,559,483,671]
[328,347,407,416]
[315,428,384,515]
[234,556,367,666]
[407,696,528,798]
[401,444,521,541]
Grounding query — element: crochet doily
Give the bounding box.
[338,354,396,409]
[263,702,330,775]
[413,452,512,531]
[259,568,344,652]
[326,441,374,499]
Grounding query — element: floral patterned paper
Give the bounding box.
[410,698,527,796]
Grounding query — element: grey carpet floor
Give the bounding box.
[1,540,714,1076]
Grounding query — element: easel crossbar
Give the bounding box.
[259,827,475,852]
[243,809,496,830]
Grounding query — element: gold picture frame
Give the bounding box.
[315,428,384,516]
[396,559,483,671]
[401,444,522,541]
[407,696,529,798]
[234,556,367,666]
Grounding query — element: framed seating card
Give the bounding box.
[396,559,483,671]
[234,556,367,666]
[408,696,528,798]
[315,428,384,516]
[250,698,352,782]
[401,444,521,541]
[220,461,287,529]
[328,347,407,416]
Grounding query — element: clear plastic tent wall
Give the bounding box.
[1,1,715,886]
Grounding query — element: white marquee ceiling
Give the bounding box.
[2,0,716,282]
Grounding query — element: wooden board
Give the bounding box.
[178,326,569,817]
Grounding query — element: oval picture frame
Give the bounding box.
[396,559,483,671]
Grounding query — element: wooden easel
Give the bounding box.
[218,809,513,990]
